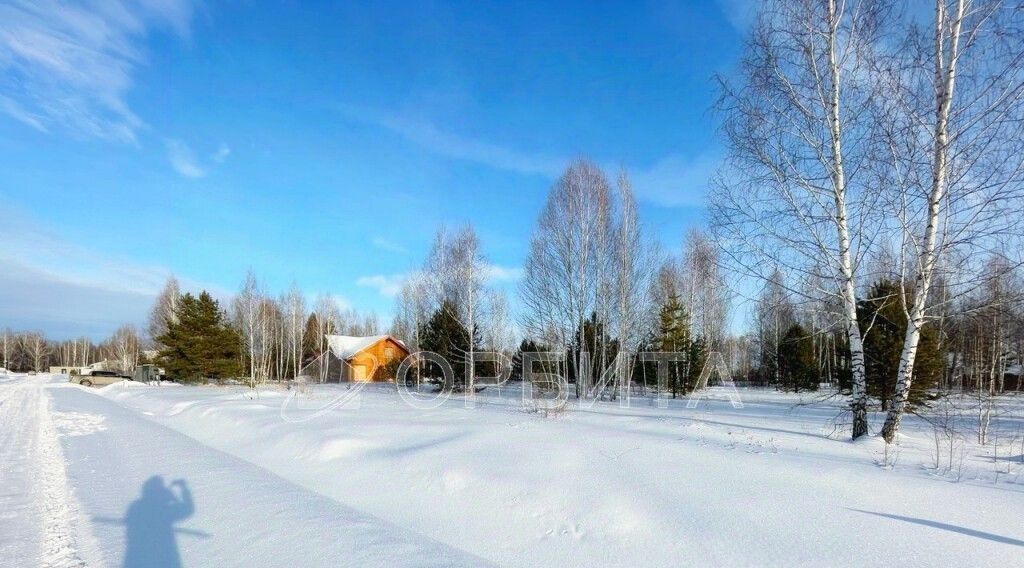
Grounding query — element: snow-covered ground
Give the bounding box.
[2,374,1022,567]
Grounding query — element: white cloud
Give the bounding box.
[337,103,720,208]
[0,260,155,340]
[0,215,223,339]
[165,138,206,178]
[165,139,232,178]
[371,237,407,254]
[211,142,231,163]
[715,0,758,33]
[0,0,196,142]
[626,152,721,208]
[483,264,523,283]
[329,294,352,312]
[336,104,563,178]
[357,265,519,298]
[356,274,406,298]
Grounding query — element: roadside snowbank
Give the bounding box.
[100,384,1024,567]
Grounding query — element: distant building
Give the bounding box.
[301,335,409,382]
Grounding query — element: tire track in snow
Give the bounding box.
[0,380,89,567]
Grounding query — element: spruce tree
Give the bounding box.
[511,339,542,380]
[157,292,241,383]
[686,335,708,391]
[777,324,817,392]
[568,312,618,392]
[419,300,474,391]
[859,280,942,409]
[652,293,691,397]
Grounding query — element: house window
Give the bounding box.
[384,347,395,359]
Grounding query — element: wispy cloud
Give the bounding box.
[212,142,231,163]
[165,139,231,178]
[627,152,721,208]
[0,0,197,142]
[337,103,717,208]
[356,273,406,298]
[329,294,352,312]
[357,264,520,299]
[0,214,223,338]
[165,138,206,178]
[715,0,758,33]
[371,237,408,254]
[483,264,523,283]
[336,104,563,178]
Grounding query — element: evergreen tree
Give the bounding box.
[568,312,618,392]
[419,300,474,391]
[777,324,817,392]
[652,293,691,397]
[632,332,658,391]
[157,292,241,382]
[301,313,321,366]
[686,335,708,391]
[858,280,942,409]
[511,339,541,380]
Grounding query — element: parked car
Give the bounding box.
[88,370,127,378]
[69,370,127,387]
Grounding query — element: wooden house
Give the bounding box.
[324,334,409,382]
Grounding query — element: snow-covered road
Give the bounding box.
[0,376,87,567]
[0,376,489,567]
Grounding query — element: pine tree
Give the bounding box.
[568,312,618,393]
[686,335,708,391]
[301,313,321,366]
[777,324,817,392]
[511,339,542,380]
[419,300,474,391]
[859,280,942,409]
[652,293,691,397]
[158,292,241,383]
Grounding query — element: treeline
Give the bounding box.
[1,274,383,384]
[1,325,143,374]
[387,160,731,399]
[710,0,1024,441]
[389,225,514,391]
[148,274,381,384]
[746,258,1024,404]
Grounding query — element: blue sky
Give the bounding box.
[0,0,753,339]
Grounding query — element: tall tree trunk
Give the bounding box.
[882,0,964,443]
[825,0,870,440]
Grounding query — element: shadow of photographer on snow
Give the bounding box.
[97,476,209,568]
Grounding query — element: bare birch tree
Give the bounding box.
[424,224,488,391]
[880,0,1024,441]
[24,331,49,372]
[234,270,263,387]
[111,325,141,374]
[312,294,341,382]
[710,0,890,439]
[283,284,307,379]
[520,159,613,399]
[682,228,730,352]
[610,171,656,397]
[3,329,11,370]
[148,276,181,346]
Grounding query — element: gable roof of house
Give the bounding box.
[325,334,407,360]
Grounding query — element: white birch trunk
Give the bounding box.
[825,0,869,439]
[881,0,964,443]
